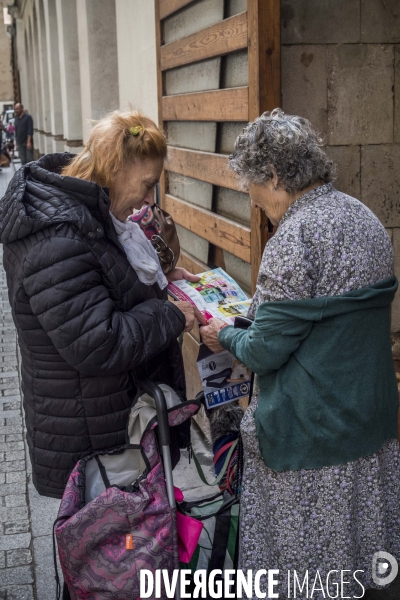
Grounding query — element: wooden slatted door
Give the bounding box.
[155,0,280,399]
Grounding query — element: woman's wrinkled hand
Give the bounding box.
[200,317,227,353]
[174,301,207,333]
[167,267,201,283]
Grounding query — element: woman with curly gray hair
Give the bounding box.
[201,109,400,598]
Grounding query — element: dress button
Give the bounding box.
[96,228,102,233]
[87,232,94,238]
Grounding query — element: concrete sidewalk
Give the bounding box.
[0,161,214,599]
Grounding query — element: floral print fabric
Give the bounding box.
[240,183,400,598]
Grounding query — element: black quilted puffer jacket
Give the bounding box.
[0,153,188,498]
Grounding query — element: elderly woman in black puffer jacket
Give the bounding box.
[0,111,204,498]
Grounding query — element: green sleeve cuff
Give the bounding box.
[218,325,239,350]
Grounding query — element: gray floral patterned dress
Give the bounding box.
[241,183,400,598]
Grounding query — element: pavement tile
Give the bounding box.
[5,494,27,508]
[0,565,33,586]
[0,533,31,551]
[0,483,27,497]
[0,396,20,403]
[0,424,23,434]
[0,441,24,452]
[6,470,26,484]
[4,521,30,535]
[0,410,21,420]
[1,390,21,398]
[0,460,25,473]
[4,416,22,426]
[0,382,19,391]
[1,402,20,411]
[0,506,29,523]
[5,450,25,462]
[6,548,32,567]
[5,585,35,600]
[5,434,23,443]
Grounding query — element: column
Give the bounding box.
[35,0,51,153]
[30,14,45,154]
[76,0,119,144]
[55,0,83,153]
[16,20,30,112]
[43,0,64,152]
[115,0,158,121]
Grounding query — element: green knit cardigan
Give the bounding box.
[219,277,399,472]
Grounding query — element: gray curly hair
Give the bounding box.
[229,109,336,194]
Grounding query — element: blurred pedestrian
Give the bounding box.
[6,121,15,141]
[14,102,33,165]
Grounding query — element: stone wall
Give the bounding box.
[0,2,13,101]
[281,0,400,333]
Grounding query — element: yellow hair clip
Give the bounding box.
[129,126,143,136]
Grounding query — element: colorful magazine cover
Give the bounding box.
[168,268,252,409]
[167,267,250,325]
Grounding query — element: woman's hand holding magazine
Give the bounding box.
[199,317,226,353]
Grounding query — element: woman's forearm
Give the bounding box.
[219,319,311,376]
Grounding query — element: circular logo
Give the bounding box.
[372,551,398,586]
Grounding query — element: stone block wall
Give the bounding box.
[0,1,13,102]
[281,0,400,334]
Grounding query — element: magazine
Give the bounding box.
[168,268,252,409]
[167,267,250,324]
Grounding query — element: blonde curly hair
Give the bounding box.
[62,110,167,189]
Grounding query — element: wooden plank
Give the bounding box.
[212,246,226,270]
[165,194,251,262]
[160,12,247,71]
[248,0,281,119]
[155,0,164,128]
[159,0,196,20]
[165,146,240,190]
[162,87,249,122]
[248,0,281,293]
[250,206,269,291]
[182,332,203,399]
[176,249,208,275]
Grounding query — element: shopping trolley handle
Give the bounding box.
[139,379,171,447]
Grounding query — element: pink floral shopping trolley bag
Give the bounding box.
[53,381,200,600]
